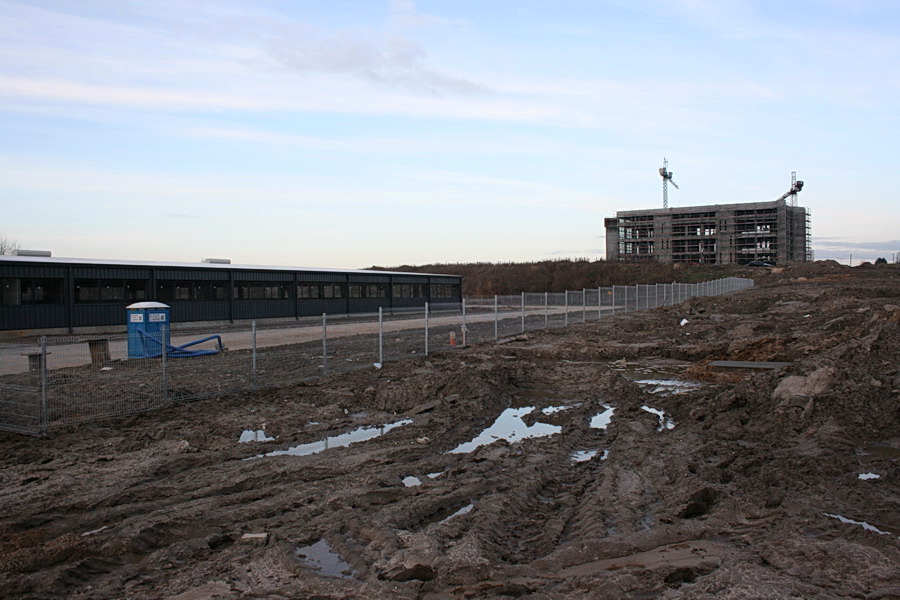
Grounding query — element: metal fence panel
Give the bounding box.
[0,277,753,434]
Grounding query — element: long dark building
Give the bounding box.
[0,255,462,334]
[604,199,811,265]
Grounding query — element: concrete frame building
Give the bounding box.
[604,199,811,265]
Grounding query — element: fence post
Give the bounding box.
[322,313,327,375]
[520,292,525,334]
[251,320,258,388]
[378,307,384,365]
[612,286,617,315]
[161,325,168,403]
[425,302,429,356]
[582,289,586,323]
[544,292,548,328]
[494,295,498,341]
[462,298,467,347]
[39,336,48,434]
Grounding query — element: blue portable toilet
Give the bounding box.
[126,302,171,359]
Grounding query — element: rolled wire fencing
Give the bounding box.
[0,277,753,435]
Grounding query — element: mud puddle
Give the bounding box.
[610,360,701,394]
[823,513,894,537]
[590,405,615,429]
[294,539,356,578]
[641,405,676,430]
[448,407,561,454]
[238,429,275,443]
[263,419,413,458]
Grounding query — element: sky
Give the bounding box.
[1,0,898,268]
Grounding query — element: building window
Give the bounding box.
[0,278,64,305]
[76,279,147,303]
[234,281,291,300]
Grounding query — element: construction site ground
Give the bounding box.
[0,263,898,599]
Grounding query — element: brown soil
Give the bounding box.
[1,265,898,599]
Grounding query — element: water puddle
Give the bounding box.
[294,539,355,578]
[263,419,413,458]
[823,513,893,537]
[427,471,443,479]
[858,473,880,480]
[541,405,574,415]
[641,405,675,431]
[239,429,275,443]
[570,450,598,462]
[402,476,422,487]
[448,407,561,454]
[635,379,702,395]
[439,503,473,524]
[590,405,615,430]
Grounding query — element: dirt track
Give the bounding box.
[1,264,898,599]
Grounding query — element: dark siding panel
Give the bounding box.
[233,271,292,282]
[73,304,130,327]
[233,300,294,320]
[156,269,228,280]
[72,267,150,278]
[169,302,229,322]
[0,306,68,330]
[298,273,349,283]
[0,264,67,278]
[392,298,425,308]
[297,299,347,316]
[349,274,390,283]
[348,299,390,313]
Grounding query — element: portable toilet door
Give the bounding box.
[126,302,171,359]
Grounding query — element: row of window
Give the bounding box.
[0,277,459,305]
[1,278,63,305]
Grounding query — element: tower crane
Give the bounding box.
[659,158,678,208]
[775,171,804,205]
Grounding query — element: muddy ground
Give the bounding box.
[0,265,898,599]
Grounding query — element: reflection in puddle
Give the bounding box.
[571,450,598,462]
[823,513,892,536]
[641,405,675,431]
[264,419,413,458]
[439,503,473,524]
[448,407,561,454]
[636,379,702,395]
[239,429,275,443]
[858,473,880,480]
[590,405,615,429]
[542,404,576,415]
[427,472,443,479]
[294,539,355,578]
[402,476,422,487]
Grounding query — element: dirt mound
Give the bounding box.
[0,270,897,599]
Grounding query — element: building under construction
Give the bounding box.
[605,167,812,265]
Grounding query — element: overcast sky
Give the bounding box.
[1,0,898,267]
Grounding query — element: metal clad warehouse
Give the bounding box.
[0,256,462,333]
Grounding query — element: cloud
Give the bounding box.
[389,0,456,29]
[813,237,900,252]
[265,30,484,95]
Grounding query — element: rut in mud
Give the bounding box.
[0,265,898,599]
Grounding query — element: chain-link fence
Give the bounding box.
[0,277,753,435]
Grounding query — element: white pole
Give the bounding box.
[582,289,586,322]
[544,292,549,328]
[378,307,383,365]
[494,295,498,341]
[425,302,429,356]
[520,292,525,334]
